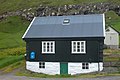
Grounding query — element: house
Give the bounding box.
[22,14,105,75]
[104,26,119,49]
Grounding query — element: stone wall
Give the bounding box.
[0,2,120,21]
[36,2,120,17]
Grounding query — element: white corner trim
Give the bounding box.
[22,17,36,39]
[103,14,106,37]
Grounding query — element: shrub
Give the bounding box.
[0,47,26,57]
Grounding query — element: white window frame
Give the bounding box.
[71,41,86,54]
[39,62,45,68]
[42,41,55,54]
[82,63,89,69]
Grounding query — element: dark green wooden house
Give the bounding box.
[22,14,105,75]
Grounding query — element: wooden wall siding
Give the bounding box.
[26,38,104,62]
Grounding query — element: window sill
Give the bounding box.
[71,52,86,54]
[42,53,55,54]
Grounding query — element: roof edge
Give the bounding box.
[103,14,106,37]
[22,17,36,39]
[107,26,120,34]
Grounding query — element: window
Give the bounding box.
[39,62,45,68]
[42,41,55,53]
[72,41,86,53]
[82,63,89,69]
[63,19,70,25]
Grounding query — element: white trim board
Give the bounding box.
[103,14,106,37]
[22,17,36,39]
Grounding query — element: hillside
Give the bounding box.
[0,0,120,14]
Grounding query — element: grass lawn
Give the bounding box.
[0,55,24,69]
[0,47,25,74]
[0,16,29,49]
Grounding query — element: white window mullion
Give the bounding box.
[49,42,51,52]
[75,42,77,53]
[80,42,82,53]
[71,41,74,53]
[42,42,44,53]
[53,42,55,53]
[45,42,47,53]
[84,41,86,53]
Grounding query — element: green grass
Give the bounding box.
[0,55,24,69]
[104,57,120,62]
[105,11,120,31]
[16,70,120,78]
[1,60,25,73]
[0,0,120,14]
[103,49,120,62]
[0,47,25,70]
[0,16,29,49]
[104,49,120,54]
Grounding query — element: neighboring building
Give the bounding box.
[22,14,105,75]
[104,26,119,49]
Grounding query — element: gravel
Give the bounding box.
[0,75,120,80]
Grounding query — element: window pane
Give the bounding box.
[43,62,45,65]
[51,49,53,52]
[86,66,88,69]
[43,66,45,68]
[47,43,49,45]
[47,45,49,48]
[51,46,53,49]
[73,49,76,52]
[73,42,76,45]
[77,49,80,52]
[47,48,49,52]
[77,42,80,45]
[51,43,53,45]
[43,43,46,45]
[43,49,46,52]
[43,46,46,48]
[81,46,84,48]
[39,66,42,68]
[81,42,84,45]
[82,63,85,66]
[81,49,84,52]
[77,46,80,48]
[82,67,85,69]
[73,46,76,49]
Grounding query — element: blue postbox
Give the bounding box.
[30,52,35,59]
